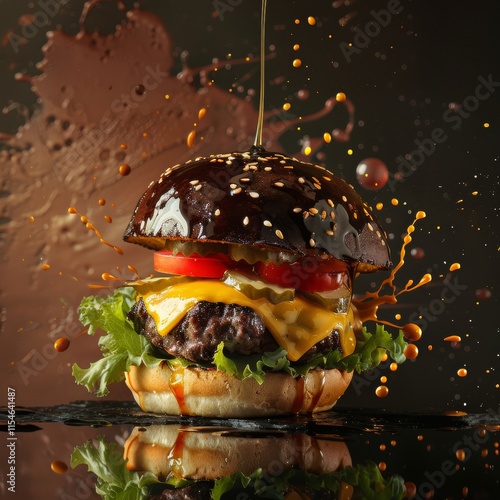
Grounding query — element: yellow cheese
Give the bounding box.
[132,279,356,362]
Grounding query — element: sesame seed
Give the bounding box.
[249,191,259,198]
[298,177,305,184]
[381,240,386,246]
[215,209,221,216]
[233,187,242,194]
[376,230,381,238]
[243,216,249,226]
[293,207,302,213]
[326,230,334,236]
[342,195,348,202]
[275,229,284,239]
[327,199,334,207]
[189,180,199,185]
[230,183,238,189]
[264,166,273,171]
[303,211,309,219]
[368,223,374,231]
[309,207,319,215]
[312,176,320,183]
[210,158,217,163]
[274,181,285,188]
[240,178,251,183]
[323,176,331,181]
[353,212,358,219]
[309,238,316,247]
[330,211,336,220]
[321,210,327,220]
[314,183,321,189]
[195,184,202,191]
[263,220,272,227]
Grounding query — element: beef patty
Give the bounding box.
[127,299,343,364]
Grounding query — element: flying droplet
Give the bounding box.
[356,158,389,190]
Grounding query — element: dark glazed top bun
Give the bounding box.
[123,148,391,272]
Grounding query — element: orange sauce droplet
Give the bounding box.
[403,323,422,341]
[50,460,68,474]
[292,58,302,68]
[101,272,121,281]
[389,362,398,372]
[307,16,316,25]
[404,344,419,360]
[68,207,124,255]
[323,132,332,143]
[127,264,141,279]
[54,337,70,352]
[167,431,186,478]
[98,198,106,206]
[391,198,399,206]
[380,376,387,383]
[405,482,417,497]
[457,368,468,377]
[169,368,189,415]
[456,449,466,461]
[292,376,306,413]
[41,263,51,271]
[119,164,131,176]
[197,107,207,120]
[444,335,461,343]
[375,202,383,210]
[187,130,196,148]
[449,262,461,272]
[336,92,347,102]
[378,461,387,471]
[104,215,112,223]
[375,385,389,398]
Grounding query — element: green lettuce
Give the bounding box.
[72,287,166,397]
[72,287,408,394]
[213,323,407,384]
[71,437,406,500]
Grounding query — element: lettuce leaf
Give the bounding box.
[71,438,189,500]
[72,287,165,397]
[213,323,407,384]
[213,464,406,500]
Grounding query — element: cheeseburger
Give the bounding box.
[73,147,407,417]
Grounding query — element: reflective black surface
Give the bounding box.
[1,402,499,498]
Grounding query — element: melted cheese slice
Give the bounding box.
[132,279,356,362]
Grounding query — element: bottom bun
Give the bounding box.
[125,362,353,417]
[124,425,352,480]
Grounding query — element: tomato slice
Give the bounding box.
[154,250,232,278]
[255,258,349,293]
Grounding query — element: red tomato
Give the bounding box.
[154,250,232,278]
[255,258,348,292]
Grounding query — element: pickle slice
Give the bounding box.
[223,270,295,304]
[299,286,351,313]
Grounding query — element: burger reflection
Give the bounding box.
[71,425,406,499]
